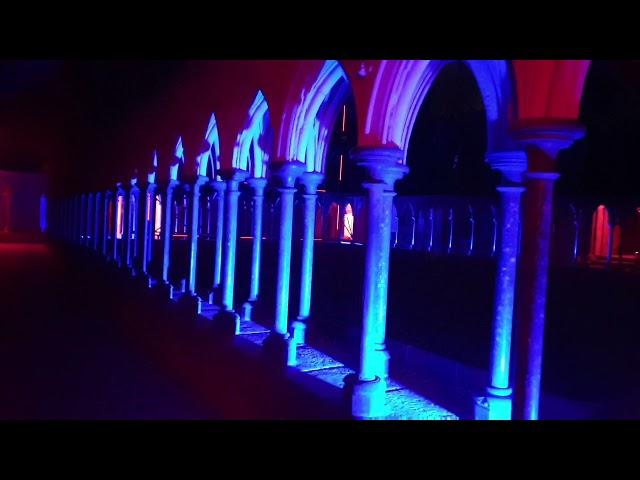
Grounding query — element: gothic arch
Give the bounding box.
[280,60,356,173]
[363,60,513,160]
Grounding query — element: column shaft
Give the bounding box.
[187,178,205,296]
[141,185,155,274]
[359,184,395,382]
[161,183,176,283]
[94,192,101,251]
[273,186,296,335]
[488,186,524,392]
[102,193,109,256]
[248,193,264,301]
[212,181,226,292]
[513,172,559,420]
[220,183,241,310]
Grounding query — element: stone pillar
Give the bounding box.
[476,151,526,420]
[184,175,208,314]
[73,195,80,244]
[211,169,249,333]
[289,172,324,362]
[347,147,408,419]
[210,180,226,303]
[131,187,140,263]
[102,191,110,257]
[81,194,87,246]
[124,188,133,269]
[160,180,179,297]
[93,192,101,252]
[113,185,124,265]
[141,184,156,275]
[241,177,268,322]
[86,194,93,248]
[512,125,584,420]
[263,161,305,364]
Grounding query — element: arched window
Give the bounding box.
[343,203,354,241]
[154,194,162,240]
[116,195,125,239]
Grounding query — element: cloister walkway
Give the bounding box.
[0,241,614,420]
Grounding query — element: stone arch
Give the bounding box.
[196,113,221,179]
[281,60,356,173]
[364,60,513,160]
[232,90,273,178]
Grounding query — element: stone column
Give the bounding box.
[289,172,324,363]
[141,183,156,275]
[73,195,80,244]
[210,180,226,303]
[263,161,305,364]
[347,147,408,419]
[78,193,87,246]
[241,177,268,322]
[124,188,133,269]
[160,180,179,297]
[86,194,93,248]
[211,169,249,333]
[112,185,124,265]
[184,175,208,314]
[131,187,140,264]
[512,125,584,420]
[93,192,101,251]
[102,191,110,257]
[475,151,526,420]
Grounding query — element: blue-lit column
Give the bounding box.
[241,177,267,322]
[86,193,94,248]
[72,195,79,244]
[123,186,133,269]
[102,191,110,257]
[476,151,526,420]
[94,192,102,252]
[113,184,124,265]
[212,169,249,333]
[289,172,324,363]
[80,194,87,246]
[84,193,91,247]
[263,161,305,363]
[141,183,156,276]
[512,126,584,420]
[185,175,207,314]
[131,185,140,268]
[160,180,179,297]
[210,179,226,304]
[348,147,407,419]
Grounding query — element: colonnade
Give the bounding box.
[48,126,579,420]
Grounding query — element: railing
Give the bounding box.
[79,182,640,271]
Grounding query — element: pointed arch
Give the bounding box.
[196,113,221,178]
[232,90,273,178]
[362,60,513,160]
[169,136,185,181]
[280,60,355,173]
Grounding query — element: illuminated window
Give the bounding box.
[116,195,124,239]
[154,194,162,240]
[343,203,354,241]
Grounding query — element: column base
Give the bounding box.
[180,293,202,316]
[474,387,513,420]
[211,309,240,337]
[262,332,294,367]
[241,300,257,322]
[208,288,222,306]
[290,319,307,346]
[344,374,389,419]
[156,281,174,300]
